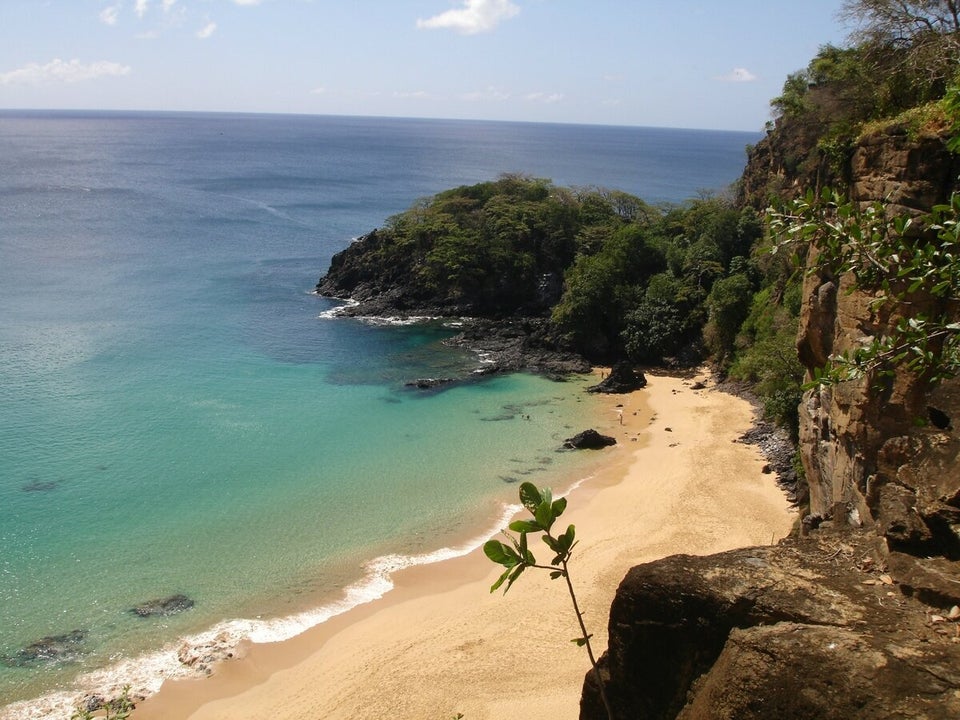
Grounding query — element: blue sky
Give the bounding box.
[0,0,850,130]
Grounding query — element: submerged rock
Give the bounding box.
[21,479,60,492]
[404,377,456,390]
[3,629,87,667]
[130,594,195,618]
[562,429,616,450]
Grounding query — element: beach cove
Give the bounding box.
[134,370,797,720]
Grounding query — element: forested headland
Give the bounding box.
[319,0,960,443]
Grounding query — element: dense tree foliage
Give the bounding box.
[363,176,765,366]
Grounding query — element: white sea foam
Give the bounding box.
[357,315,440,327]
[0,500,531,720]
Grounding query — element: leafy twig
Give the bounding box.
[484,482,614,720]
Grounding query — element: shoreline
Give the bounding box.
[133,370,797,720]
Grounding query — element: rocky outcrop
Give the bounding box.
[849,128,960,217]
[562,429,616,450]
[581,535,960,720]
[587,362,647,394]
[317,229,565,319]
[443,318,591,377]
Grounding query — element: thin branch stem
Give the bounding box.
[560,556,614,720]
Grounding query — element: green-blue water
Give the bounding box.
[0,111,758,716]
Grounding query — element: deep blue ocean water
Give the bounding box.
[0,111,759,716]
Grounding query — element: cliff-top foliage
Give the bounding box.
[763,0,959,187]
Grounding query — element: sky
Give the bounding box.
[0,0,853,131]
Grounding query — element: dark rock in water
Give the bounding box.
[445,318,592,377]
[587,362,647,394]
[3,629,87,667]
[563,429,616,450]
[404,377,455,390]
[130,594,195,618]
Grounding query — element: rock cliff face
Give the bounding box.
[582,128,960,718]
[796,129,960,545]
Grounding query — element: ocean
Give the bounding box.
[0,111,760,717]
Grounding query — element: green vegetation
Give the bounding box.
[769,188,960,386]
[767,0,960,185]
[484,482,613,720]
[71,686,134,720]
[373,175,764,366]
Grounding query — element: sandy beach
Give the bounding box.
[134,371,797,720]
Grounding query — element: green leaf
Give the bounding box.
[504,563,526,593]
[549,570,563,579]
[571,634,593,646]
[519,482,542,513]
[490,567,512,593]
[551,497,567,518]
[519,531,536,565]
[483,540,519,567]
[535,501,553,530]
[509,519,542,534]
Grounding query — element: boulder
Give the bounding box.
[587,362,647,394]
[563,429,616,450]
[580,534,960,720]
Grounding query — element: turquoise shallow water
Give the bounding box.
[0,111,758,715]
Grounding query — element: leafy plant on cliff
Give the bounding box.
[768,188,960,386]
[484,482,613,720]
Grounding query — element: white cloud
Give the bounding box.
[196,21,217,39]
[99,4,121,25]
[309,86,326,95]
[461,85,510,102]
[717,67,758,83]
[0,58,131,86]
[232,0,262,5]
[135,0,149,18]
[162,0,177,11]
[394,90,430,99]
[526,91,563,104]
[417,0,520,35]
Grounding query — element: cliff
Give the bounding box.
[581,126,960,717]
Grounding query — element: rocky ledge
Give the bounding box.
[580,530,960,719]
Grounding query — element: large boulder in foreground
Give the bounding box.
[581,531,960,720]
